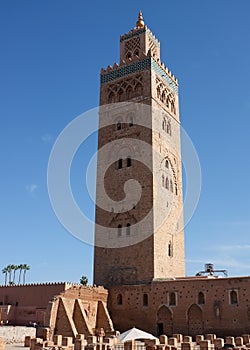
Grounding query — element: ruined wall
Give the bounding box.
[108,276,250,337]
[48,285,114,339]
[0,284,113,340]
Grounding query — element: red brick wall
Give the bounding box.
[0,283,70,307]
[108,276,250,337]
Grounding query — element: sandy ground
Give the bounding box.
[6,344,27,350]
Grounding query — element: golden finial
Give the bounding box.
[136,11,145,28]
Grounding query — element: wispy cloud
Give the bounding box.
[41,133,53,144]
[26,184,38,194]
[187,257,250,272]
[215,245,250,252]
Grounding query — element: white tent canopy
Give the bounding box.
[118,327,157,343]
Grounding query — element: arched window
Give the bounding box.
[161,92,165,103]
[126,223,131,236]
[135,83,142,96]
[170,180,173,192]
[157,87,161,99]
[230,291,238,305]
[134,49,140,57]
[169,292,176,306]
[118,159,122,169]
[117,294,123,305]
[165,177,169,190]
[117,122,122,130]
[126,52,132,60]
[167,122,171,135]
[168,242,172,257]
[108,92,115,104]
[118,225,122,236]
[127,157,132,167]
[162,118,166,130]
[126,87,133,100]
[162,175,165,187]
[175,184,178,195]
[129,118,133,127]
[166,96,170,108]
[143,293,148,306]
[165,160,169,168]
[198,292,205,305]
[118,89,125,102]
[171,101,176,114]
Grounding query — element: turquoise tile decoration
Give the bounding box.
[101,57,178,94]
[146,28,160,48]
[120,28,146,42]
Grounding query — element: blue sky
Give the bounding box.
[0,0,250,284]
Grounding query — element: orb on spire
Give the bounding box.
[136,11,145,28]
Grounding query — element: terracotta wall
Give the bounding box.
[0,283,70,307]
[108,276,250,337]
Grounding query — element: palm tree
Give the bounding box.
[18,264,24,285]
[13,265,19,285]
[10,264,16,285]
[22,264,30,284]
[6,264,13,285]
[2,267,8,286]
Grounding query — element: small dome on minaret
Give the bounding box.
[136,11,145,28]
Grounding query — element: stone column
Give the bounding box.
[242,335,250,345]
[159,336,168,345]
[235,337,243,347]
[200,340,213,350]
[181,342,194,350]
[173,334,183,343]
[183,337,192,343]
[168,338,177,347]
[196,336,204,345]
[214,338,224,349]
[205,335,216,343]
[225,337,235,347]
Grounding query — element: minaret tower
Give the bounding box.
[94,13,185,287]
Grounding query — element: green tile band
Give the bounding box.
[101,57,178,93]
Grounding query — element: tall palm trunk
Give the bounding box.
[23,269,26,284]
[18,265,23,285]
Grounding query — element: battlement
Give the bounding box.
[120,25,160,48]
[0,282,73,288]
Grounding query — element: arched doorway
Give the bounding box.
[157,305,173,336]
[187,304,203,336]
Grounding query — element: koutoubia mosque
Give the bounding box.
[0,13,250,340]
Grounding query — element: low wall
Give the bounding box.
[0,326,36,344]
[0,337,6,350]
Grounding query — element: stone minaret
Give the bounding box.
[94,13,185,287]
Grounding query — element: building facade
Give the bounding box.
[109,276,250,337]
[95,13,250,337]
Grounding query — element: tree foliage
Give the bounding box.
[1,264,30,285]
[80,275,88,285]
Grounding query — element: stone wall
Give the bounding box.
[0,283,72,326]
[108,276,250,337]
